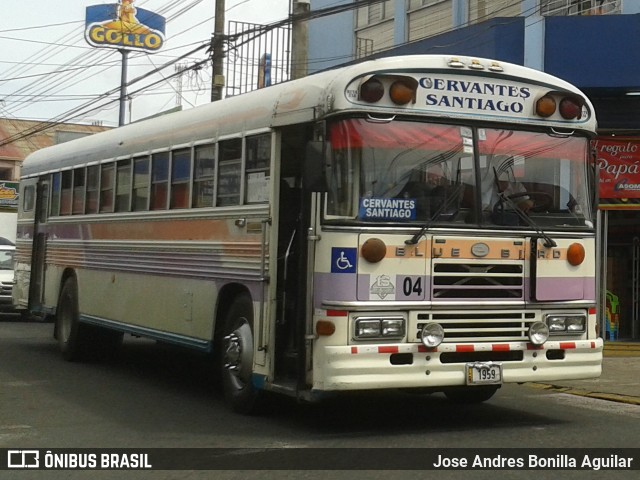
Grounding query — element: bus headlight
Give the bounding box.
[354,317,405,340]
[528,322,549,345]
[421,323,444,348]
[546,314,586,334]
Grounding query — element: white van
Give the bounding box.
[0,237,17,315]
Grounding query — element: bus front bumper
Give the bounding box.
[312,338,604,392]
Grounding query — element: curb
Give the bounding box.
[528,382,640,406]
[603,342,640,357]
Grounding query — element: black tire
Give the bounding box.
[220,293,261,414]
[55,277,88,361]
[54,277,123,362]
[443,385,499,404]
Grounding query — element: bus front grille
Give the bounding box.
[431,261,524,299]
[414,311,537,343]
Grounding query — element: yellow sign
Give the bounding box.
[85,1,166,52]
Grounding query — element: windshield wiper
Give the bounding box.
[495,192,557,248]
[405,182,463,245]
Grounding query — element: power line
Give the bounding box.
[1,0,533,146]
[0,42,211,147]
[0,1,413,144]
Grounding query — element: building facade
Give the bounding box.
[308,0,640,341]
[0,119,110,182]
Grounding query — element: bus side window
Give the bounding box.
[115,159,132,212]
[22,185,35,212]
[171,149,191,209]
[86,165,99,214]
[72,167,86,215]
[193,144,216,208]
[245,134,271,204]
[217,139,242,206]
[133,156,150,211]
[151,152,169,210]
[50,172,61,217]
[100,163,115,213]
[60,170,73,216]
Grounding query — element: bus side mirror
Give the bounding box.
[303,141,328,192]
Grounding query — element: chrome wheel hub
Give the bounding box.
[223,320,253,386]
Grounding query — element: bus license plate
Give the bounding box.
[466,362,502,385]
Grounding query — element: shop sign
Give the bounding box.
[85,1,166,53]
[594,137,640,207]
[0,182,19,209]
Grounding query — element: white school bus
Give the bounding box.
[14,55,602,413]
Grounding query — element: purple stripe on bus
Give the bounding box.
[313,272,358,308]
[534,277,596,301]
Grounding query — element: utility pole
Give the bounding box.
[175,63,188,107]
[118,49,129,126]
[291,0,310,80]
[211,0,226,102]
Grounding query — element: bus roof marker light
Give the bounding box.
[361,238,387,263]
[447,57,465,68]
[359,77,385,103]
[488,62,503,72]
[535,95,556,118]
[469,59,484,70]
[559,97,582,120]
[389,78,418,105]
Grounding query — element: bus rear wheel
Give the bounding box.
[55,277,123,361]
[443,385,499,403]
[220,293,261,414]
[55,277,88,361]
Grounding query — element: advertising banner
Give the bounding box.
[0,182,19,210]
[85,1,166,52]
[594,137,640,209]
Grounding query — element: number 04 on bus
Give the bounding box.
[13,55,602,413]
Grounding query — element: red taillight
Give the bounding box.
[559,97,582,119]
[360,77,385,103]
[359,75,417,104]
[536,92,585,120]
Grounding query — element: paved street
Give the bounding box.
[1,320,640,479]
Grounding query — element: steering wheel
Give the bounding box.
[505,191,553,213]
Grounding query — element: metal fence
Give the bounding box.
[540,0,621,16]
[225,21,291,98]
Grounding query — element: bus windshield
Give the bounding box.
[326,118,593,228]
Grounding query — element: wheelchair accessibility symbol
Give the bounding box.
[331,247,357,273]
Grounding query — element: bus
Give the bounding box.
[13,55,602,413]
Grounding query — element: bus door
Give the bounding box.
[273,125,310,384]
[28,178,49,311]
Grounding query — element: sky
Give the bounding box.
[0,0,291,126]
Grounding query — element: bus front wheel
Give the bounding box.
[220,293,261,414]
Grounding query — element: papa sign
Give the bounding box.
[85,1,166,52]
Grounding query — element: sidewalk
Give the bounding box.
[528,342,640,405]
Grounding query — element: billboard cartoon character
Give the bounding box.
[103,0,151,34]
